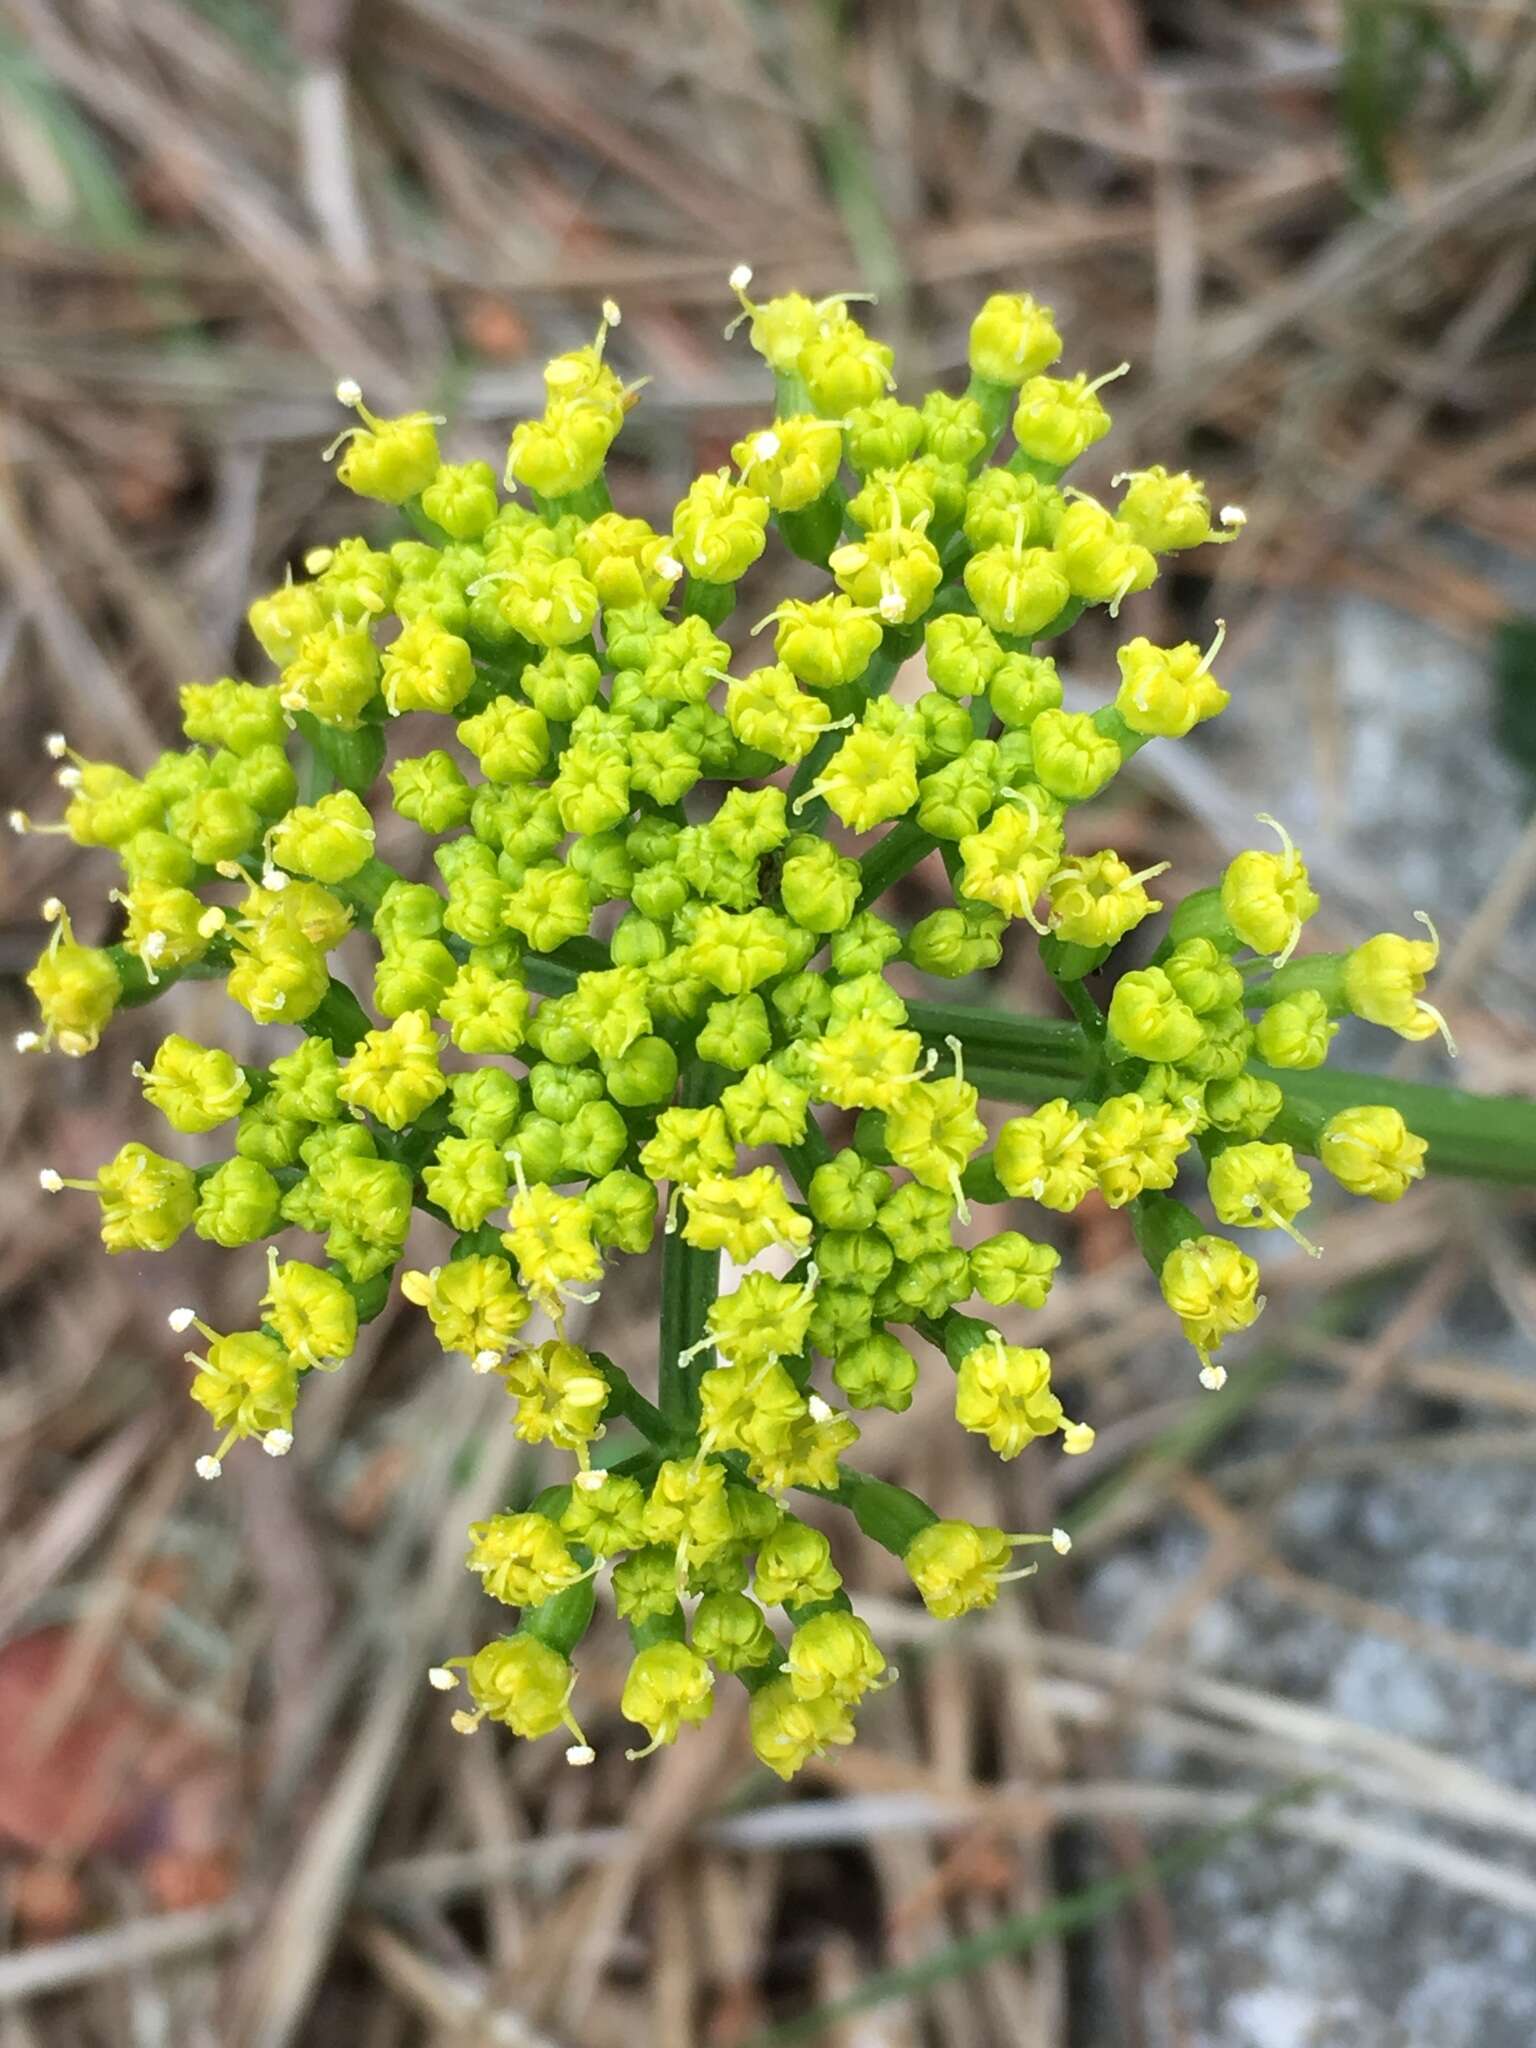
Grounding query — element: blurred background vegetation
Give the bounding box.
[1,3,1535,2044]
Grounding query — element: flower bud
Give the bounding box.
[330,390,441,503]
[1012,367,1121,469]
[970,1231,1060,1308]
[88,1142,197,1253]
[26,930,122,1056]
[139,1035,248,1133]
[419,458,499,539]
[918,390,987,469]
[279,620,381,731]
[672,469,771,584]
[786,1611,887,1705]
[1114,632,1229,739]
[1159,1234,1263,1382]
[400,1253,530,1361]
[1255,990,1337,1070]
[954,1337,1069,1458]
[263,1257,358,1369]
[733,417,842,512]
[456,699,550,785]
[770,594,884,691]
[1319,1105,1427,1203]
[422,1134,508,1230]
[380,617,475,716]
[1107,966,1204,1064]
[963,540,1071,638]
[269,790,374,884]
[958,793,1063,926]
[833,1329,918,1412]
[584,1169,657,1252]
[466,1512,583,1608]
[692,1592,777,1673]
[1208,1140,1315,1245]
[843,398,925,476]
[1219,818,1318,967]
[725,663,834,764]
[904,1519,1013,1620]
[753,1518,842,1610]
[560,1471,648,1556]
[749,1676,856,1781]
[452,1634,584,1744]
[969,292,1062,386]
[995,1100,1095,1210]
[180,679,287,757]
[193,1157,282,1247]
[1116,465,1237,552]
[189,1328,298,1466]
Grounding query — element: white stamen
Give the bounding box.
[8,810,28,833]
[574,1468,607,1492]
[807,1394,833,1423]
[167,1306,198,1333]
[565,1743,596,1767]
[752,431,781,461]
[261,867,289,891]
[45,732,69,758]
[195,1455,223,1482]
[263,1429,293,1457]
[728,263,754,292]
[1051,1528,1072,1555]
[428,1666,458,1691]
[39,1168,64,1192]
[41,896,64,921]
[1198,1363,1228,1392]
[471,1348,500,1374]
[16,1032,41,1054]
[878,590,906,622]
[601,297,621,328]
[1219,504,1247,528]
[656,554,683,581]
[335,377,363,407]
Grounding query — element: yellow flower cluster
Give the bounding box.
[18,276,1446,1782]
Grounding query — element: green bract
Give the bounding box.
[25,272,1502,1787]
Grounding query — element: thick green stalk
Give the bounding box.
[912,997,1536,1187]
[655,1063,720,1433]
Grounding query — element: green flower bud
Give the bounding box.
[503,863,591,951]
[269,790,374,884]
[874,1245,971,1322]
[456,698,549,784]
[1163,937,1244,1016]
[749,1678,856,1782]
[1117,465,1240,553]
[785,1610,887,1704]
[423,1135,509,1230]
[1254,990,1337,1070]
[613,1547,682,1626]
[970,1231,1060,1308]
[193,1157,282,1247]
[770,970,833,1042]
[672,470,770,585]
[419,459,499,539]
[559,1099,628,1179]
[236,1096,309,1171]
[830,912,902,980]
[118,828,197,888]
[963,540,1071,638]
[799,321,894,416]
[1028,708,1121,803]
[1202,1073,1283,1138]
[843,397,925,476]
[226,930,329,1027]
[1107,966,1203,1063]
[720,1061,810,1148]
[248,578,327,668]
[924,613,1003,700]
[279,620,381,731]
[692,1592,777,1674]
[963,468,1065,556]
[138,1034,248,1133]
[25,926,122,1058]
[312,535,400,624]
[807,1282,876,1356]
[807,1150,890,1231]
[1012,367,1120,469]
[439,962,529,1055]
[380,617,475,716]
[604,1034,678,1107]
[905,899,1006,978]
[724,662,833,766]
[877,1180,956,1261]
[1055,499,1156,609]
[166,785,262,866]
[389,750,473,834]
[833,1329,918,1412]
[585,1169,657,1252]
[339,1010,447,1129]
[969,291,1062,386]
[780,837,860,934]
[917,745,999,841]
[919,390,987,468]
[693,993,770,1072]
[752,1518,842,1611]
[212,742,296,821]
[180,679,287,757]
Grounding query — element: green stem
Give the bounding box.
[591,1349,670,1446]
[656,1064,720,1432]
[856,817,937,907]
[912,999,1536,1185]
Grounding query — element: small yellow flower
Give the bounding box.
[1319,1106,1427,1203]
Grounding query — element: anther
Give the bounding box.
[263,1429,294,1458]
[427,1667,458,1691]
[167,1306,198,1333]
[39,1168,64,1192]
[195,1455,222,1482]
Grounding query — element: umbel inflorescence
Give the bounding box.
[19,277,1447,1779]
